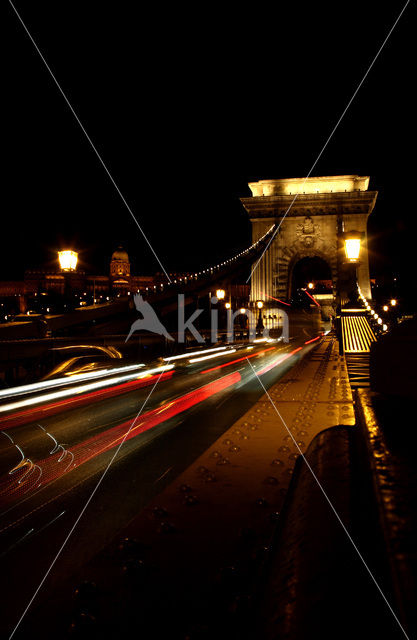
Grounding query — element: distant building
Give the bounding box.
[0,246,162,316]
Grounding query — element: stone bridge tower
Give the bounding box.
[241,175,377,305]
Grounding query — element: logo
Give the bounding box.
[125,294,174,342]
[126,293,289,344]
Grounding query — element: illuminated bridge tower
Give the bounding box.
[241,175,377,305]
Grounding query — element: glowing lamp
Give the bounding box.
[307,282,314,290]
[257,300,264,309]
[225,302,231,309]
[343,231,362,263]
[390,299,397,307]
[383,324,388,331]
[377,318,382,324]
[383,305,389,312]
[58,250,78,272]
[216,289,225,300]
[240,308,246,314]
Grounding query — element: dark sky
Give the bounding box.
[4,1,415,290]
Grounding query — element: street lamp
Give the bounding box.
[256,300,264,335]
[225,302,231,309]
[307,282,314,290]
[216,289,225,300]
[383,305,389,312]
[343,231,362,263]
[58,250,78,272]
[390,298,397,307]
[340,231,363,308]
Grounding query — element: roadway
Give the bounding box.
[0,313,321,638]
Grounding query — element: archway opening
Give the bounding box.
[290,256,333,302]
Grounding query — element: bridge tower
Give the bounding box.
[241,175,377,308]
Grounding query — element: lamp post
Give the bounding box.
[58,250,78,309]
[216,289,225,301]
[256,300,264,335]
[341,231,363,307]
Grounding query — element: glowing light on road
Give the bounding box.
[0,365,174,416]
[163,346,228,362]
[199,346,276,375]
[0,371,242,499]
[0,364,146,401]
[303,288,320,307]
[260,291,291,307]
[257,347,302,376]
[189,350,236,363]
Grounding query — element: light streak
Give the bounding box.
[189,350,236,363]
[260,291,291,306]
[199,346,276,374]
[256,347,302,376]
[0,363,146,401]
[163,346,228,362]
[302,288,320,307]
[0,365,174,417]
[0,371,242,502]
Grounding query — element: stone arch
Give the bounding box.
[242,175,376,303]
[286,250,337,300]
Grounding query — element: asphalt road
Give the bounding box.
[0,315,321,638]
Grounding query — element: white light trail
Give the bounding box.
[0,365,174,415]
[0,364,146,401]
[189,349,236,363]
[163,346,229,362]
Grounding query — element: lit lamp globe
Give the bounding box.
[307,282,314,290]
[257,300,264,309]
[216,289,226,300]
[343,231,362,263]
[58,250,78,272]
[390,299,397,307]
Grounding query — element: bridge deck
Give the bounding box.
[37,335,358,636]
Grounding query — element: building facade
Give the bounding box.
[241,175,377,306]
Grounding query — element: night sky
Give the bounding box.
[4,2,415,293]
